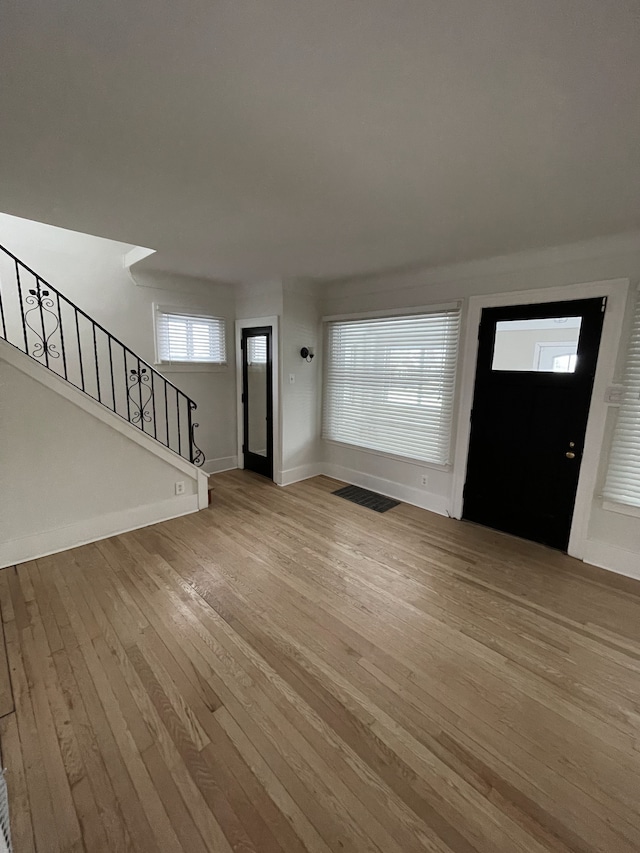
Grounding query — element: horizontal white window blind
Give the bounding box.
[156,309,226,364]
[247,336,267,364]
[603,293,640,507]
[323,309,461,465]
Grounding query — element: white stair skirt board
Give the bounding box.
[321,463,450,516]
[582,541,640,582]
[0,495,200,570]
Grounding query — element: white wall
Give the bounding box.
[0,352,202,567]
[281,282,321,483]
[320,233,640,577]
[0,213,237,473]
[235,280,283,321]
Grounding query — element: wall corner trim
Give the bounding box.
[203,456,238,475]
[279,463,323,487]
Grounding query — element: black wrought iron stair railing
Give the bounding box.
[0,241,204,466]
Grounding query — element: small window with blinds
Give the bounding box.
[603,293,640,509]
[155,307,226,365]
[323,308,461,465]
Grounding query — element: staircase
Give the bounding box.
[0,241,204,467]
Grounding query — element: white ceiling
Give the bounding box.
[1,1,639,282]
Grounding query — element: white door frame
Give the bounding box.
[235,316,282,484]
[450,278,630,559]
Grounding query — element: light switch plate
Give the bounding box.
[604,384,624,405]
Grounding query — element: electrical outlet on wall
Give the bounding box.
[175,481,185,495]
[420,474,428,487]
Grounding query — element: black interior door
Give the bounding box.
[241,327,273,479]
[463,298,605,551]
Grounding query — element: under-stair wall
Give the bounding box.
[0,343,207,568]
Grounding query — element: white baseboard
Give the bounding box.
[0,495,200,569]
[582,540,640,582]
[203,456,238,476]
[321,463,450,516]
[279,463,323,487]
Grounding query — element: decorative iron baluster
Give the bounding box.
[56,292,68,379]
[15,261,29,353]
[151,371,157,439]
[189,401,205,466]
[74,306,85,391]
[93,325,101,401]
[0,278,6,339]
[177,387,182,457]
[24,281,61,361]
[108,337,116,410]
[127,366,154,425]
[137,357,145,432]
[164,381,170,449]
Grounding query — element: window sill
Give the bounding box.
[154,362,228,374]
[322,438,451,471]
[602,500,640,519]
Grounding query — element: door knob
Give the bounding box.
[566,451,576,459]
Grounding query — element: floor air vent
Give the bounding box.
[332,485,400,513]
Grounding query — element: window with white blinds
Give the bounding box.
[323,308,461,465]
[603,294,640,508]
[155,308,226,364]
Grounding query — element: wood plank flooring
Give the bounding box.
[1,470,640,852]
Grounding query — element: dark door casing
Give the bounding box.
[463,298,605,551]
[241,326,273,480]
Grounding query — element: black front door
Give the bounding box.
[241,326,273,479]
[463,298,605,551]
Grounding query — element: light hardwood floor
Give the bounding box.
[1,470,639,852]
